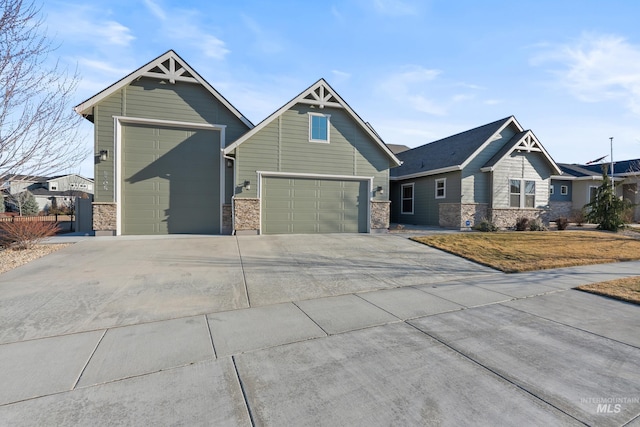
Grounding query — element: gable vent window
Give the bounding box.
[309,113,330,143]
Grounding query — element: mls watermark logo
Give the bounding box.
[581,396,639,414]
[596,403,621,414]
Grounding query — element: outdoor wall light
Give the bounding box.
[376,186,384,194]
[243,180,251,190]
[99,150,109,161]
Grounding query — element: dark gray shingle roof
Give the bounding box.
[391,117,513,177]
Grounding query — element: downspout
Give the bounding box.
[223,153,236,235]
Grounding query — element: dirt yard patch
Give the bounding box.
[0,244,70,275]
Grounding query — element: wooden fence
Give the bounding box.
[0,215,72,222]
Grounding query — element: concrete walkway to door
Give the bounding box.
[0,233,639,426]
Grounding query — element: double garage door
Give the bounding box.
[121,123,220,235]
[262,176,368,234]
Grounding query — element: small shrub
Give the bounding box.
[571,209,585,226]
[0,221,60,250]
[473,218,498,232]
[515,217,530,231]
[529,219,547,231]
[556,217,569,231]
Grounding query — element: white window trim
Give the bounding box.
[560,185,568,196]
[509,178,536,208]
[435,178,446,199]
[588,186,598,204]
[308,112,331,143]
[401,182,414,214]
[549,185,554,195]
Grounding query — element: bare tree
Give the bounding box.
[0,0,88,182]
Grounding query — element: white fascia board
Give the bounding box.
[389,165,461,181]
[74,50,253,129]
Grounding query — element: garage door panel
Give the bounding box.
[262,176,367,234]
[122,123,220,235]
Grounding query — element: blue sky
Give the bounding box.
[41,0,640,177]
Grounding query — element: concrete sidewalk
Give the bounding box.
[0,235,639,425]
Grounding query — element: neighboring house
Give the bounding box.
[75,50,400,236]
[551,159,640,222]
[1,174,94,213]
[390,116,561,228]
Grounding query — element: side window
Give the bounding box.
[561,185,568,195]
[509,180,521,208]
[550,185,554,195]
[401,183,414,214]
[309,113,330,143]
[435,178,446,199]
[525,180,535,208]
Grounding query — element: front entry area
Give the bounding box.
[121,123,221,235]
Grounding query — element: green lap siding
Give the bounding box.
[262,177,368,234]
[122,123,220,234]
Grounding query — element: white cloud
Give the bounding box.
[143,0,167,20]
[533,33,640,115]
[331,69,351,83]
[379,66,446,115]
[77,58,131,76]
[201,35,231,60]
[98,21,135,46]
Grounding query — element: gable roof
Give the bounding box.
[481,130,562,175]
[74,50,253,129]
[223,78,401,166]
[581,158,640,176]
[555,163,603,179]
[390,116,515,178]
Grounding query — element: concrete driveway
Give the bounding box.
[0,234,639,426]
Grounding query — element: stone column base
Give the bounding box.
[93,202,117,235]
[370,200,390,230]
[233,198,260,234]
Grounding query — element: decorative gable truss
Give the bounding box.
[514,133,542,153]
[75,50,253,128]
[480,130,561,175]
[299,84,342,109]
[144,57,197,84]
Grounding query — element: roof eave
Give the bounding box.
[390,165,462,181]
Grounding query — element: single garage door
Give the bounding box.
[262,176,368,234]
[121,123,220,235]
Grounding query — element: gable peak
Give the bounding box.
[299,81,343,109]
[143,52,197,84]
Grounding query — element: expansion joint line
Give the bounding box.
[235,235,251,307]
[232,356,256,427]
[404,322,588,426]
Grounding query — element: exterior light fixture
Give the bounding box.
[243,180,251,190]
[99,150,109,161]
[376,185,384,194]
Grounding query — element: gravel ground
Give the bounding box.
[0,244,71,275]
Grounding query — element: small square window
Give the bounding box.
[309,113,330,143]
[435,178,446,199]
[561,185,568,195]
[550,185,554,195]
